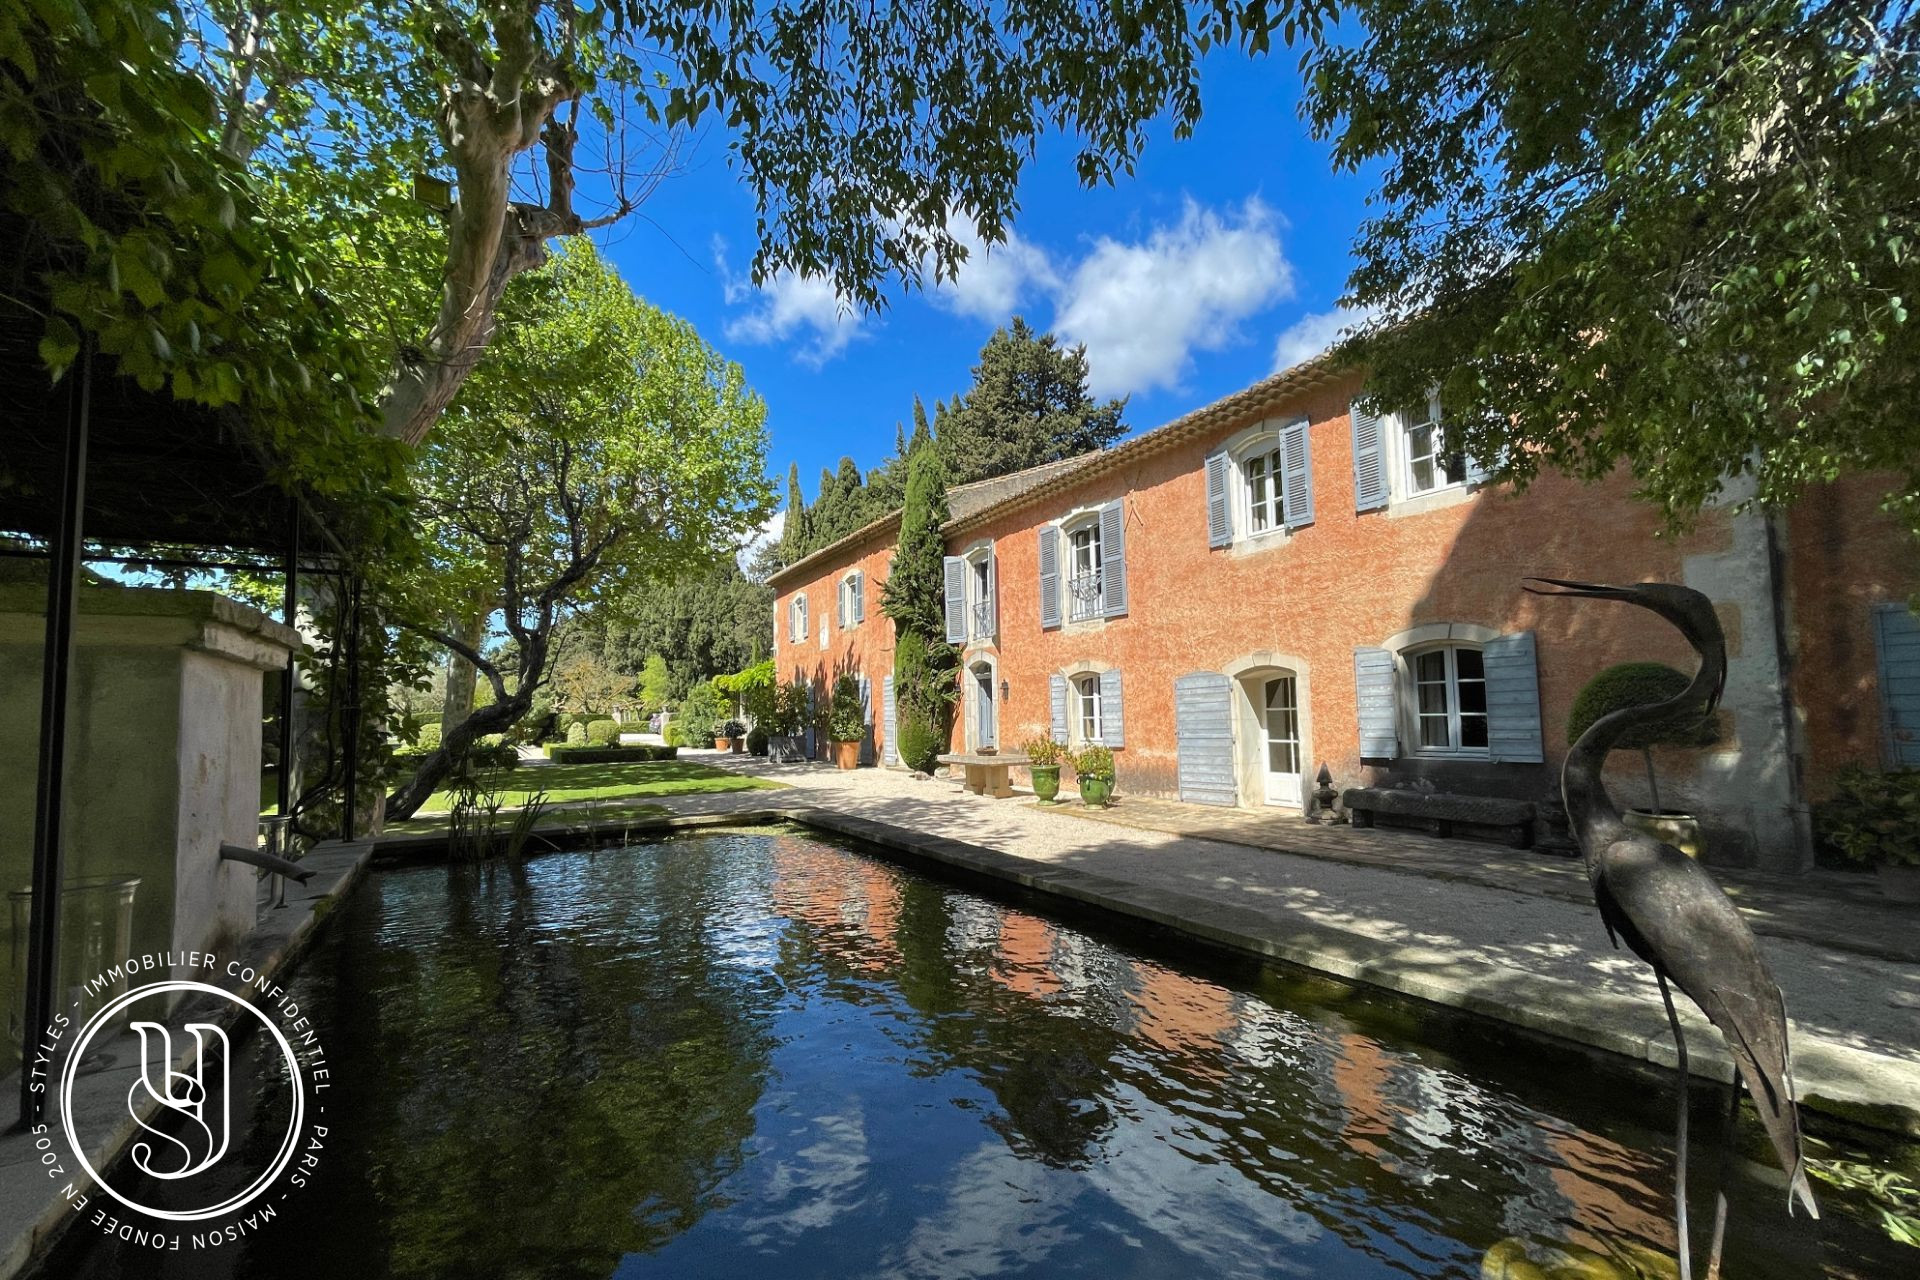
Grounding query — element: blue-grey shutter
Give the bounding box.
[984,542,997,637]
[1483,630,1544,763]
[1175,672,1237,806]
[882,673,899,766]
[1205,448,1233,548]
[857,673,875,764]
[1099,500,1128,617]
[1049,674,1068,742]
[1280,416,1314,529]
[1038,526,1062,630]
[1463,439,1490,485]
[1099,669,1124,746]
[1876,604,1920,765]
[1354,647,1398,759]
[1352,400,1389,512]
[853,571,865,622]
[943,555,966,644]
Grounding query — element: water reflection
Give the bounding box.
[36,831,1914,1280]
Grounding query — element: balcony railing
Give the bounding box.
[1067,571,1102,621]
[970,600,994,639]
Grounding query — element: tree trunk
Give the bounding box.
[440,611,488,733]
[388,688,531,821]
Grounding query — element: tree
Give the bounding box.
[1303,1,1920,537]
[551,650,638,718]
[48,0,1313,453]
[881,440,958,765]
[637,654,672,713]
[387,240,770,816]
[777,462,810,567]
[937,318,1129,484]
[601,564,774,700]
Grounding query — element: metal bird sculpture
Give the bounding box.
[1523,578,1817,1279]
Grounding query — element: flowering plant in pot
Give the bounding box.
[1815,767,1920,902]
[826,674,866,769]
[714,719,747,752]
[1566,662,1719,857]
[1023,737,1067,803]
[1072,744,1116,808]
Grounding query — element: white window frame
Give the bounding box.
[1394,393,1464,500]
[1404,642,1489,757]
[789,594,808,643]
[1072,673,1103,746]
[964,544,993,641]
[838,571,862,628]
[1063,514,1104,623]
[1231,427,1286,540]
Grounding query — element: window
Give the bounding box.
[967,547,994,639]
[1411,645,1488,753]
[1399,397,1463,497]
[1074,674,1103,744]
[1243,440,1283,534]
[838,572,863,628]
[1067,520,1102,621]
[789,595,808,642]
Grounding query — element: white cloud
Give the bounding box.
[716,238,865,366]
[737,507,785,573]
[1052,198,1293,398]
[926,214,1059,324]
[1271,303,1377,373]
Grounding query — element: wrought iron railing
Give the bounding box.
[1067,571,1102,620]
[970,600,993,639]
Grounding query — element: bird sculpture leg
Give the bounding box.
[1658,972,1694,1280]
[1705,1079,1740,1280]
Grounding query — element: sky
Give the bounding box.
[589,43,1377,541]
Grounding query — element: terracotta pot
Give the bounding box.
[1624,808,1701,858]
[1878,864,1920,904]
[829,739,860,770]
[714,737,734,752]
[1030,765,1061,804]
[1080,775,1114,808]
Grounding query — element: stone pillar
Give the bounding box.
[0,587,299,1007]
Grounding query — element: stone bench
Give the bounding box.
[1342,787,1536,849]
[937,752,1030,799]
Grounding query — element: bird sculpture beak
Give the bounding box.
[1521,576,1635,601]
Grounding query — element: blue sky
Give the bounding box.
[592,45,1374,537]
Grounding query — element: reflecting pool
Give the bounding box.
[37,830,1917,1278]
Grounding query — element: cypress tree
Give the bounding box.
[777,462,809,564]
[882,438,958,764]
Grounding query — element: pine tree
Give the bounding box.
[937,316,1127,485]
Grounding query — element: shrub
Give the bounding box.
[1815,768,1920,868]
[681,681,731,736]
[566,720,588,746]
[771,680,810,735]
[896,706,945,774]
[746,725,769,756]
[1566,662,1719,748]
[1072,744,1115,781]
[1023,737,1066,767]
[716,718,746,740]
[662,721,685,747]
[415,722,443,751]
[586,719,620,746]
[544,744,679,764]
[465,743,519,771]
[827,674,865,741]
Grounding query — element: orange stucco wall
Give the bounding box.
[772,535,898,759]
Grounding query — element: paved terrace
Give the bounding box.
[577,748,1920,1134]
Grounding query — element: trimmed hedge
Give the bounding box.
[586,718,620,746]
[544,744,680,764]
[391,741,518,771]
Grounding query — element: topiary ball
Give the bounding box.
[1566,662,1719,749]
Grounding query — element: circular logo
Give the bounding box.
[43,954,330,1250]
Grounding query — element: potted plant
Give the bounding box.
[1072,744,1116,808]
[1816,767,1920,901]
[1566,662,1720,856]
[714,719,746,752]
[827,674,865,769]
[1024,736,1066,803]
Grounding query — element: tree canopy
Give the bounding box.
[1305,0,1920,535]
[936,317,1129,485]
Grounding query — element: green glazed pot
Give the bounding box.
[1080,775,1114,808]
[1030,765,1061,804]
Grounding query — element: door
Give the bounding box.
[1263,675,1301,805]
[974,664,997,749]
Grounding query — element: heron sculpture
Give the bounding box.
[1522,578,1817,1279]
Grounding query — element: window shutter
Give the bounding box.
[943,555,966,644]
[1354,647,1398,760]
[1098,670,1125,746]
[1049,674,1068,742]
[1175,672,1237,806]
[1099,500,1128,617]
[1463,443,1490,486]
[1038,526,1062,630]
[984,542,997,637]
[882,673,899,765]
[1483,631,1545,763]
[853,572,865,623]
[1351,400,1389,512]
[1280,417,1314,529]
[1875,604,1920,765]
[1205,448,1233,548]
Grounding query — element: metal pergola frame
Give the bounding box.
[5,338,368,1128]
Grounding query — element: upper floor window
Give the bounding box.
[1351,395,1489,514]
[942,543,996,644]
[838,570,865,628]
[1066,518,1103,621]
[1243,440,1282,534]
[1207,418,1313,548]
[787,594,808,643]
[1410,644,1488,753]
[1399,397,1464,498]
[1038,502,1128,629]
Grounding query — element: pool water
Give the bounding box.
[38,830,1917,1279]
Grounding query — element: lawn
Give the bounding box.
[387,758,784,836]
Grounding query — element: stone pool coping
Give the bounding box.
[0,840,374,1280]
[367,808,1920,1138]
